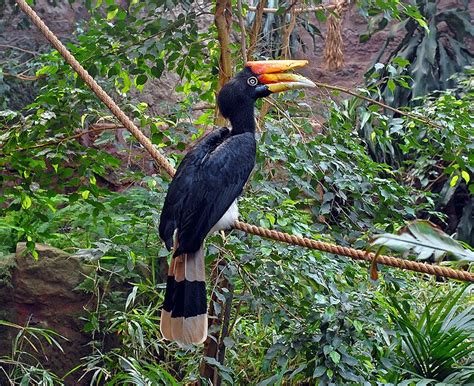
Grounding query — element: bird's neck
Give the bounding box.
[228,104,256,135]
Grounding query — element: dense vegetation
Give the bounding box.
[0,0,473,384]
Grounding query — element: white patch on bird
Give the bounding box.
[209,200,239,235]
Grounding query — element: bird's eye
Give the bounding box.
[247,76,258,86]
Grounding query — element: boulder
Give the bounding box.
[0,243,94,384]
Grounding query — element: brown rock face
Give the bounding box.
[0,243,93,384]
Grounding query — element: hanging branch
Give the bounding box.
[312,80,444,129]
[324,0,348,70]
[258,0,298,128]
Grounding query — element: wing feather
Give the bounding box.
[159,127,231,249]
[159,129,256,255]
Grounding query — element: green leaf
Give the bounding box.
[387,79,395,93]
[21,195,32,210]
[106,6,119,20]
[450,175,459,187]
[136,74,148,86]
[313,365,326,377]
[330,351,341,364]
[461,171,470,184]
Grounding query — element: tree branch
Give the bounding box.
[0,44,38,55]
[248,3,337,14]
[0,124,123,154]
[311,80,444,129]
[247,0,267,59]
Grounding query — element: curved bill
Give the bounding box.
[258,73,316,92]
[246,60,315,94]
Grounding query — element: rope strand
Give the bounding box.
[15,0,474,283]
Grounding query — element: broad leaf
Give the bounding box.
[372,220,474,261]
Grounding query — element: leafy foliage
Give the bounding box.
[365,0,473,107]
[0,0,473,384]
[0,320,65,385]
[383,285,474,384]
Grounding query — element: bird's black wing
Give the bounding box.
[159,127,238,248]
[159,129,256,255]
[175,132,256,255]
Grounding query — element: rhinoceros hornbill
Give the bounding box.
[159,60,315,344]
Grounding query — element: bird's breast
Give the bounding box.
[208,200,239,236]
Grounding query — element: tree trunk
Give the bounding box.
[214,0,233,126]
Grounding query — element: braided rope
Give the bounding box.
[16,0,474,283]
[234,222,474,282]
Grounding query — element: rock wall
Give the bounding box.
[0,243,93,384]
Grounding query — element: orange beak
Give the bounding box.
[246,60,315,93]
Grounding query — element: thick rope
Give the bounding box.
[16,0,474,283]
[234,222,474,282]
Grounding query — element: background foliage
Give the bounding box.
[0,0,473,384]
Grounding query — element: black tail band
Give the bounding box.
[163,277,207,318]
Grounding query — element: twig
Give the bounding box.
[0,124,123,154]
[3,72,46,81]
[0,44,38,55]
[248,3,337,14]
[311,80,444,129]
[264,97,305,136]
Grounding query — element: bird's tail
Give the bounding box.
[160,243,208,345]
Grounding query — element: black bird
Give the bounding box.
[159,60,315,344]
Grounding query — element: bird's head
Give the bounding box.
[217,60,315,120]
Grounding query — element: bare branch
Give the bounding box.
[248,3,337,14]
[0,44,38,55]
[311,80,444,129]
[247,0,267,59]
